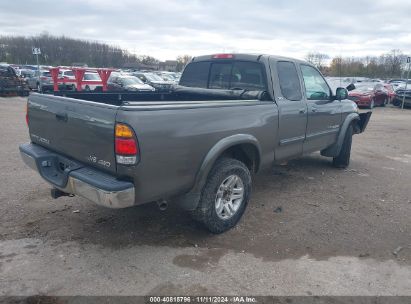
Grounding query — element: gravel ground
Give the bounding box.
[0,96,410,296]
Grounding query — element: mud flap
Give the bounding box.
[357,112,372,133]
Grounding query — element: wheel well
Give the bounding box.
[221,144,260,173]
[352,118,361,134]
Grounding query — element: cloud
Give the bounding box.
[0,0,410,60]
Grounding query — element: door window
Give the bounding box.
[300,65,330,100]
[277,61,302,101]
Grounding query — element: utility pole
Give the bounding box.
[402,56,410,110]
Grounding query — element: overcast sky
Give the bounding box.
[1,0,410,60]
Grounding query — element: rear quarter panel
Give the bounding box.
[116,101,278,204]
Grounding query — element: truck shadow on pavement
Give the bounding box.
[11,154,411,264]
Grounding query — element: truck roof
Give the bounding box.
[192,53,308,65]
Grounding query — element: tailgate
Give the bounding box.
[28,94,118,174]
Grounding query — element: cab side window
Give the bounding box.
[277,61,302,101]
[300,65,330,100]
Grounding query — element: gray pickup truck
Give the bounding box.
[20,54,371,233]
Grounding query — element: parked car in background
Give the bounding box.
[132,72,174,91]
[19,69,35,80]
[82,72,102,91]
[155,71,180,83]
[383,83,396,103]
[59,69,75,80]
[393,87,411,107]
[108,75,155,92]
[388,79,410,90]
[348,82,389,108]
[27,70,54,92]
[157,73,177,83]
[58,69,76,90]
[0,64,29,96]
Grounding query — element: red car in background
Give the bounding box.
[383,83,396,103]
[348,83,389,109]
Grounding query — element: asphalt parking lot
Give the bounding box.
[0,96,410,296]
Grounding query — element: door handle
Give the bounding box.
[299,108,306,114]
[55,112,68,122]
[311,108,317,112]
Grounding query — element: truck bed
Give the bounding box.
[26,88,278,205]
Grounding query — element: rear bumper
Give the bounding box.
[19,143,135,208]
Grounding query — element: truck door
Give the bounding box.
[299,64,342,154]
[271,60,307,161]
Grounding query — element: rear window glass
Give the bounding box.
[209,63,232,89]
[181,61,267,91]
[179,62,210,88]
[230,61,267,91]
[277,61,302,101]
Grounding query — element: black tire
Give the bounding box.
[381,97,387,107]
[333,125,353,168]
[191,158,251,234]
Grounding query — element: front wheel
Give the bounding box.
[191,158,251,233]
[333,125,353,168]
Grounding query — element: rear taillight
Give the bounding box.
[115,123,139,165]
[212,54,234,59]
[115,138,137,155]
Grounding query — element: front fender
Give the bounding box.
[178,134,261,210]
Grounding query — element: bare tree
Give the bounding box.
[176,54,192,71]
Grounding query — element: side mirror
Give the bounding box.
[346,83,355,91]
[336,87,348,101]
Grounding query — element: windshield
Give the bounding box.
[161,74,174,81]
[122,77,144,85]
[144,73,164,82]
[40,71,51,77]
[352,83,374,93]
[83,73,100,80]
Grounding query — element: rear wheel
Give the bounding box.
[191,158,251,233]
[333,125,353,168]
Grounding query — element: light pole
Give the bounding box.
[32,47,41,82]
[401,56,410,110]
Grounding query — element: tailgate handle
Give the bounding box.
[55,112,68,122]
